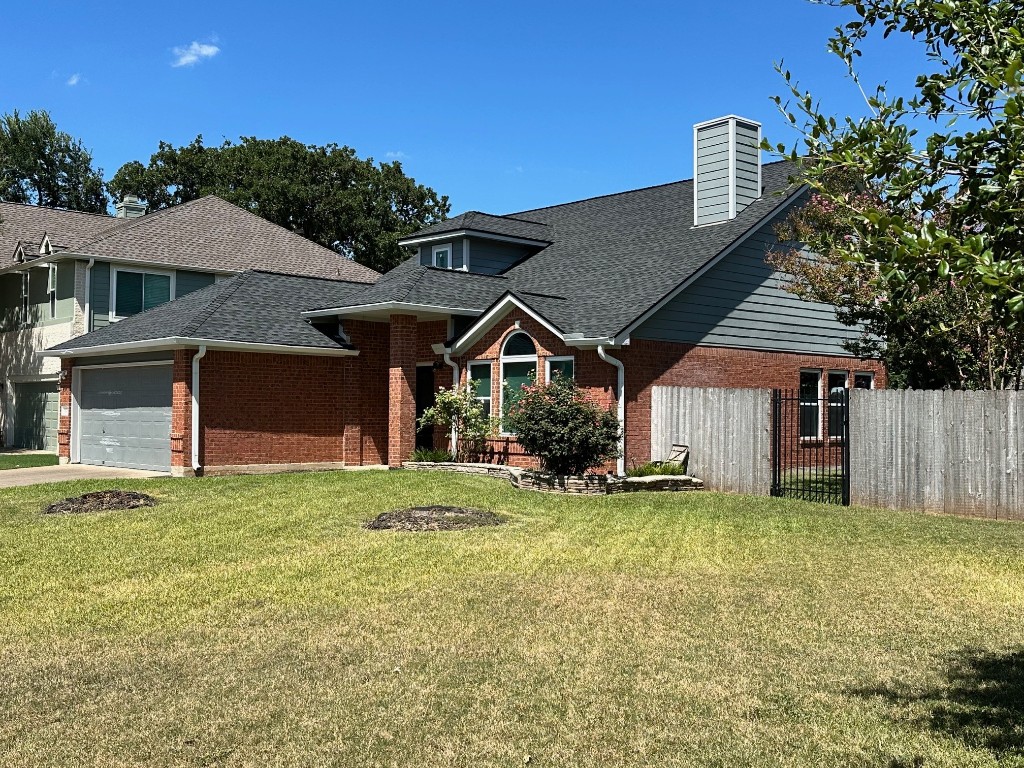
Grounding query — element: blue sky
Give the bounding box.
[1,0,924,215]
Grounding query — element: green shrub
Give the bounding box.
[409,447,455,463]
[504,375,620,476]
[626,461,688,477]
[418,383,497,461]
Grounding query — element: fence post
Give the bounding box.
[842,387,851,506]
[771,388,781,497]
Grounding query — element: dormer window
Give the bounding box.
[432,243,452,269]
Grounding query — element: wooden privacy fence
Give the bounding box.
[650,386,771,495]
[849,388,1023,520]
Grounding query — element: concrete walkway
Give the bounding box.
[0,464,168,489]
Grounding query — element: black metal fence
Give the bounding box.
[770,388,850,505]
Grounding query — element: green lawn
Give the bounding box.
[0,453,58,471]
[1,471,1022,767]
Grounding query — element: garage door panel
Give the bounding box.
[78,366,172,472]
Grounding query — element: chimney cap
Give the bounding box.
[692,114,761,130]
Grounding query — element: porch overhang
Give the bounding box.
[301,301,481,322]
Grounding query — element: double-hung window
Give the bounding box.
[468,361,492,417]
[112,268,173,320]
[799,369,822,439]
[827,370,848,439]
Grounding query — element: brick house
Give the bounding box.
[45,116,885,476]
[0,195,377,451]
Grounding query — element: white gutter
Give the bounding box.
[83,259,95,332]
[191,345,207,473]
[443,348,460,454]
[302,301,480,319]
[39,337,361,358]
[597,345,625,477]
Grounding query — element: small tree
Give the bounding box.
[418,382,494,461]
[504,375,620,476]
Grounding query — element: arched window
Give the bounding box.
[500,331,537,432]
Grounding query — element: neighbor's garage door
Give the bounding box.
[12,381,59,452]
[78,365,173,472]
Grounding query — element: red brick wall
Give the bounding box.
[619,339,887,468]
[387,314,417,466]
[57,358,73,461]
[198,350,348,468]
[342,320,389,466]
[171,349,193,473]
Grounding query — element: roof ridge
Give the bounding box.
[180,271,251,337]
[71,196,207,250]
[510,158,795,216]
[0,200,114,220]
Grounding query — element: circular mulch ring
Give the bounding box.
[365,505,506,532]
[43,490,158,515]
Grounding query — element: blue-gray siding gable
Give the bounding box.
[417,237,531,275]
[633,205,863,356]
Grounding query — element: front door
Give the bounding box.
[415,365,437,451]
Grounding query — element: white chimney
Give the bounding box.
[693,115,762,226]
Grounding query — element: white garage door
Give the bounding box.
[78,365,173,472]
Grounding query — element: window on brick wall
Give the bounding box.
[546,356,574,382]
[500,332,537,434]
[827,370,848,439]
[799,369,821,439]
[468,361,492,417]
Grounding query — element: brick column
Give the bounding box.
[171,349,194,477]
[57,358,73,463]
[388,314,417,467]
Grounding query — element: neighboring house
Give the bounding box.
[0,195,378,451]
[45,115,885,476]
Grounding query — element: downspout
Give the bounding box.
[443,349,460,455]
[191,345,207,474]
[82,258,95,332]
[597,345,625,477]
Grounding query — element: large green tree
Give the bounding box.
[769,0,1024,389]
[0,109,108,213]
[109,136,449,273]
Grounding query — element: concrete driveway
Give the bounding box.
[0,464,169,489]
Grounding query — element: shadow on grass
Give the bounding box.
[853,648,1024,765]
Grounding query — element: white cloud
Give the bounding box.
[385,151,408,160]
[171,41,220,67]
[66,73,81,86]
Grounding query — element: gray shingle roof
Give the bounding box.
[48,271,371,353]
[323,159,802,339]
[403,211,552,243]
[0,201,121,265]
[70,196,380,283]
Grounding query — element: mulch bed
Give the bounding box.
[43,490,158,515]
[364,505,506,532]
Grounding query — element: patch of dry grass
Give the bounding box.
[1,471,1023,767]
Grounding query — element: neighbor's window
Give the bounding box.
[500,332,537,432]
[113,268,172,319]
[546,356,574,382]
[431,243,451,270]
[799,369,822,439]
[468,361,492,417]
[827,370,848,439]
[47,264,57,319]
[853,372,874,390]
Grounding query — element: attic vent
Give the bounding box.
[693,115,762,226]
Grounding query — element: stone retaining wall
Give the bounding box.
[403,461,703,495]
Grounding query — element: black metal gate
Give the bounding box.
[770,388,850,505]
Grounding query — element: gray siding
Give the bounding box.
[90,261,111,329]
[634,205,863,356]
[416,237,529,275]
[734,120,760,211]
[176,270,216,297]
[467,238,531,275]
[695,121,731,226]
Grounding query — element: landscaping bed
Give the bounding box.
[365,505,506,531]
[43,489,157,515]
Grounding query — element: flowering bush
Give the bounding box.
[504,375,620,476]
[417,383,496,461]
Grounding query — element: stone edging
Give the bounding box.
[402,461,704,495]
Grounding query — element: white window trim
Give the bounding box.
[853,371,875,390]
[799,368,823,441]
[110,266,176,322]
[467,360,493,416]
[545,355,575,383]
[431,243,453,270]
